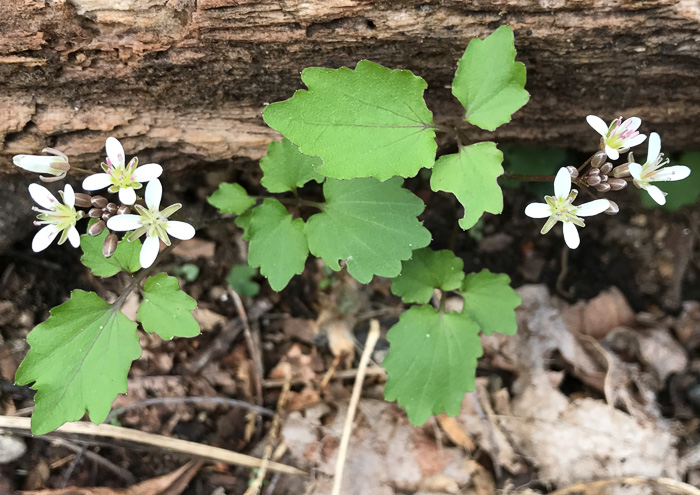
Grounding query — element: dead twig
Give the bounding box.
[263,365,386,389]
[331,320,381,495]
[50,436,137,485]
[0,416,306,477]
[228,285,264,407]
[548,477,700,495]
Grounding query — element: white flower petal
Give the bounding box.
[562,222,580,249]
[166,221,195,240]
[646,132,661,164]
[105,137,125,167]
[140,236,160,269]
[119,186,137,205]
[647,185,667,205]
[586,115,609,137]
[524,203,551,219]
[554,167,571,198]
[605,145,619,160]
[106,214,142,231]
[63,184,75,208]
[133,163,163,182]
[32,225,59,252]
[67,226,81,248]
[624,133,647,148]
[628,163,643,181]
[652,165,691,182]
[145,179,162,210]
[13,155,60,174]
[577,199,610,217]
[624,117,642,132]
[82,173,112,191]
[28,183,59,209]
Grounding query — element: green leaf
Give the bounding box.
[383,305,482,425]
[227,264,261,297]
[235,208,253,241]
[172,263,200,283]
[80,223,142,277]
[248,199,308,291]
[260,138,324,193]
[137,273,200,340]
[391,248,465,304]
[460,270,520,336]
[305,178,431,283]
[15,290,141,434]
[430,142,504,230]
[207,183,256,215]
[263,60,437,181]
[640,152,700,211]
[453,25,529,131]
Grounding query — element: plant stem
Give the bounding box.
[501,173,555,182]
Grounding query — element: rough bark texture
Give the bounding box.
[1,0,700,176]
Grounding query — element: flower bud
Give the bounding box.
[117,205,130,215]
[103,233,118,258]
[566,166,579,178]
[605,200,619,215]
[595,182,611,192]
[588,168,600,176]
[600,162,613,175]
[74,193,93,208]
[608,178,628,191]
[102,211,114,221]
[586,175,601,186]
[91,195,108,208]
[612,164,630,178]
[600,175,608,182]
[88,219,106,236]
[106,202,119,214]
[88,207,103,218]
[591,151,607,168]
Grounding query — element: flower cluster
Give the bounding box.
[16,138,195,268]
[526,116,691,249]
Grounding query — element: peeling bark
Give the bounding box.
[1,0,699,175]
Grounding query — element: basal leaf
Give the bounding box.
[235,208,253,241]
[227,264,260,297]
[460,269,520,336]
[15,290,141,434]
[383,305,482,425]
[137,273,200,340]
[80,223,141,277]
[430,142,504,230]
[248,199,308,291]
[263,60,437,181]
[391,248,465,304]
[305,178,431,284]
[207,183,256,215]
[453,25,529,131]
[260,138,324,193]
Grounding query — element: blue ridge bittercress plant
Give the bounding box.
[15,25,693,434]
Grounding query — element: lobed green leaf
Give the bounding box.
[227,264,261,297]
[263,60,437,181]
[460,269,520,336]
[383,305,482,425]
[207,183,256,215]
[15,290,141,434]
[391,248,465,304]
[80,223,141,277]
[137,273,200,340]
[260,138,324,193]
[452,25,529,131]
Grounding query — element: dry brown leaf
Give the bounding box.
[563,287,635,339]
[20,461,203,495]
[192,307,227,332]
[465,460,497,495]
[437,415,475,452]
[171,238,216,259]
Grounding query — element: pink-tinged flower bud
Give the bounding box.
[88,219,106,236]
[600,162,613,175]
[103,233,118,258]
[612,163,630,178]
[586,175,602,186]
[74,193,93,208]
[566,166,579,178]
[117,205,130,215]
[106,202,119,214]
[588,168,600,176]
[608,178,628,191]
[88,207,103,218]
[605,200,619,215]
[102,211,114,221]
[600,175,609,182]
[91,195,108,208]
[591,151,607,168]
[595,182,611,192]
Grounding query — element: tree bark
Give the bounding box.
[1,0,699,175]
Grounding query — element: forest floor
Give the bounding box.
[0,149,699,495]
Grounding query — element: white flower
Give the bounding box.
[29,183,84,252]
[586,115,647,160]
[628,132,691,205]
[525,168,611,249]
[82,137,162,205]
[13,148,70,182]
[106,179,195,268]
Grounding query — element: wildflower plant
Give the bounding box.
[14,25,693,434]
